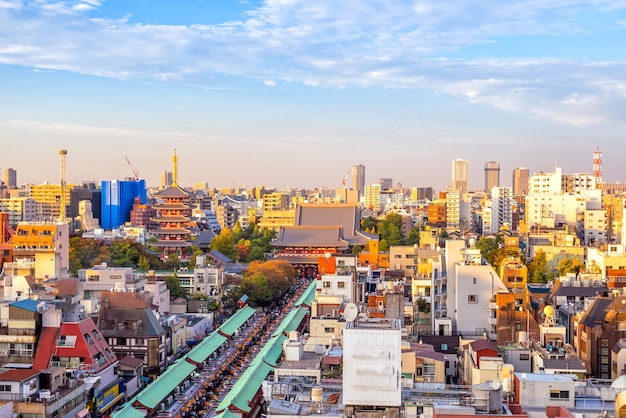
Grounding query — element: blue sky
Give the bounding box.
[1,0,625,191]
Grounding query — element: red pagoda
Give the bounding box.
[151,150,193,261]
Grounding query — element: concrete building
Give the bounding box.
[513,167,529,196]
[12,221,70,280]
[4,168,16,188]
[29,183,76,221]
[160,170,172,189]
[485,161,500,194]
[451,159,468,195]
[262,192,290,212]
[364,184,382,212]
[0,196,37,227]
[490,186,513,234]
[343,317,402,418]
[379,177,393,190]
[352,164,365,198]
[78,263,147,300]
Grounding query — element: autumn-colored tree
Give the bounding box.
[210,228,238,260]
[241,260,295,307]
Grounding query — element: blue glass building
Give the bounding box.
[101,180,147,230]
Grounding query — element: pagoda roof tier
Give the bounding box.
[151,216,191,223]
[153,203,190,210]
[151,240,193,247]
[151,228,191,234]
[155,185,190,198]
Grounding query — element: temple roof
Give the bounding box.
[151,240,193,247]
[153,203,190,210]
[293,203,375,245]
[272,226,349,248]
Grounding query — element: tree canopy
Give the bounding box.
[240,260,295,308]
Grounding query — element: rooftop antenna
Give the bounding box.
[171,149,178,187]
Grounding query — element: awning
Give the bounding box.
[76,408,90,418]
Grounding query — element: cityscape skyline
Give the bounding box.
[1,1,625,190]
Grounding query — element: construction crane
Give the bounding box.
[125,156,140,180]
[341,168,351,187]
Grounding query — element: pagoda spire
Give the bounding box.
[172,148,178,187]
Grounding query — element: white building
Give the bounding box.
[490,186,513,233]
[343,317,402,412]
[583,208,607,246]
[434,239,509,338]
[78,263,146,299]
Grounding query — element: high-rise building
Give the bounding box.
[512,167,529,196]
[101,179,147,230]
[484,161,500,193]
[379,178,393,190]
[160,170,173,189]
[451,159,468,195]
[364,184,381,212]
[4,168,16,188]
[351,164,365,198]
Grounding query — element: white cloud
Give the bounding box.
[0,0,625,126]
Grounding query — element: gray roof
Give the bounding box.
[542,358,585,371]
[272,226,350,248]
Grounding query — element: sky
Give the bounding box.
[1,0,625,191]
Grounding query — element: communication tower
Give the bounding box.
[59,149,67,222]
[593,146,603,187]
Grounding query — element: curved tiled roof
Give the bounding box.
[272,226,350,248]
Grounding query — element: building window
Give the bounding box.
[550,390,569,400]
[324,327,335,333]
[441,344,448,351]
[0,385,10,392]
[323,282,331,288]
[337,282,345,289]
[520,353,530,361]
[118,338,127,346]
[468,294,477,303]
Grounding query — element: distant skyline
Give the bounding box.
[1,1,625,191]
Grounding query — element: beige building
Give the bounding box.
[0,197,37,227]
[262,192,290,212]
[12,221,70,280]
[257,210,295,233]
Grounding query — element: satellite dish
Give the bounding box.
[490,380,501,390]
[344,303,358,322]
[543,305,554,317]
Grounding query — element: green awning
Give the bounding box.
[134,357,196,409]
[187,332,228,364]
[219,305,256,337]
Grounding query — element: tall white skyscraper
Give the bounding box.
[451,159,468,195]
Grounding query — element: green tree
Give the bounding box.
[110,240,140,267]
[165,274,185,298]
[361,216,378,233]
[528,249,548,283]
[248,246,266,262]
[405,226,421,247]
[164,253,181,270]
[557,257,583,277]
[137,255,151,271]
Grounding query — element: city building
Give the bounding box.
[4,168,16,188]
[484,161,500,193]
[101,179,147,230]
[29,183,76,221]
[343,317,402,418]
[0,196,37,227]
[513,167,529,196]
[11,221,70,280]
[160,170,172,189]
[97,291,167,374]
[364,183,382,212]
[490,186,513,234]
[352,164,365,198]
[451,159,468,195]
[379,177,393,190]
